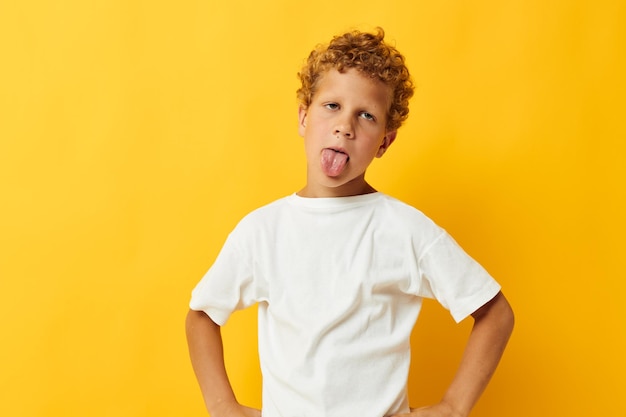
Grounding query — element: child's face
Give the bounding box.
[297,68,397,197]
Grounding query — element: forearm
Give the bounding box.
[441,292,514,417]
[185,309,239,415]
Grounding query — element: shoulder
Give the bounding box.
[231,195,293,234]
[371,193,446,252]
[376,194,440,229]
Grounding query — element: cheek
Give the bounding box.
[308,118,329,137]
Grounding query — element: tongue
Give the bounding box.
[321,148,348,177]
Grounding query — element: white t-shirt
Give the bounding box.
[190,192,501,417]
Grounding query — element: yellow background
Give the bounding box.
[1,0,624,416]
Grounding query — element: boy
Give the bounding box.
[186,28,514,417]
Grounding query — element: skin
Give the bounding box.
[185,68,515,417]
[186,310,261,417]
[297,68,397,198]
[389,292,514,417]
[186,293,514,417]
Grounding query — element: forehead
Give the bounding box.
[314,68,392,109]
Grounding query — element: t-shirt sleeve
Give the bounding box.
[416,231,501,323]
[189,227,263,326]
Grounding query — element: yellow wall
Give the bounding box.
[1,1,624,416]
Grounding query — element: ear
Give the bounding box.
[376,130,397,158]
[298,106,308,137]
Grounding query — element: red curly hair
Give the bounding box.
[297,28,414,131]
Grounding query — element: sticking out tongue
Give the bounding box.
[321,148,349,177]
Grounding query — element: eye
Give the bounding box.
[360,111,375,121]
[324,103,339,110]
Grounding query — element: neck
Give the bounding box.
[297,180,377,198]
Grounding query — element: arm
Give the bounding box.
[393,291,514,417]
[185,309,261,417]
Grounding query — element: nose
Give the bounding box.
[334,115,354,139]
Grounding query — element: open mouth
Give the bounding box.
[321,148,349,177]
[329,147,349,158]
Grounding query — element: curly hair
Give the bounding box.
[296,28,414,131]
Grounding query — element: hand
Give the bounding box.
[389,401,464,417]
